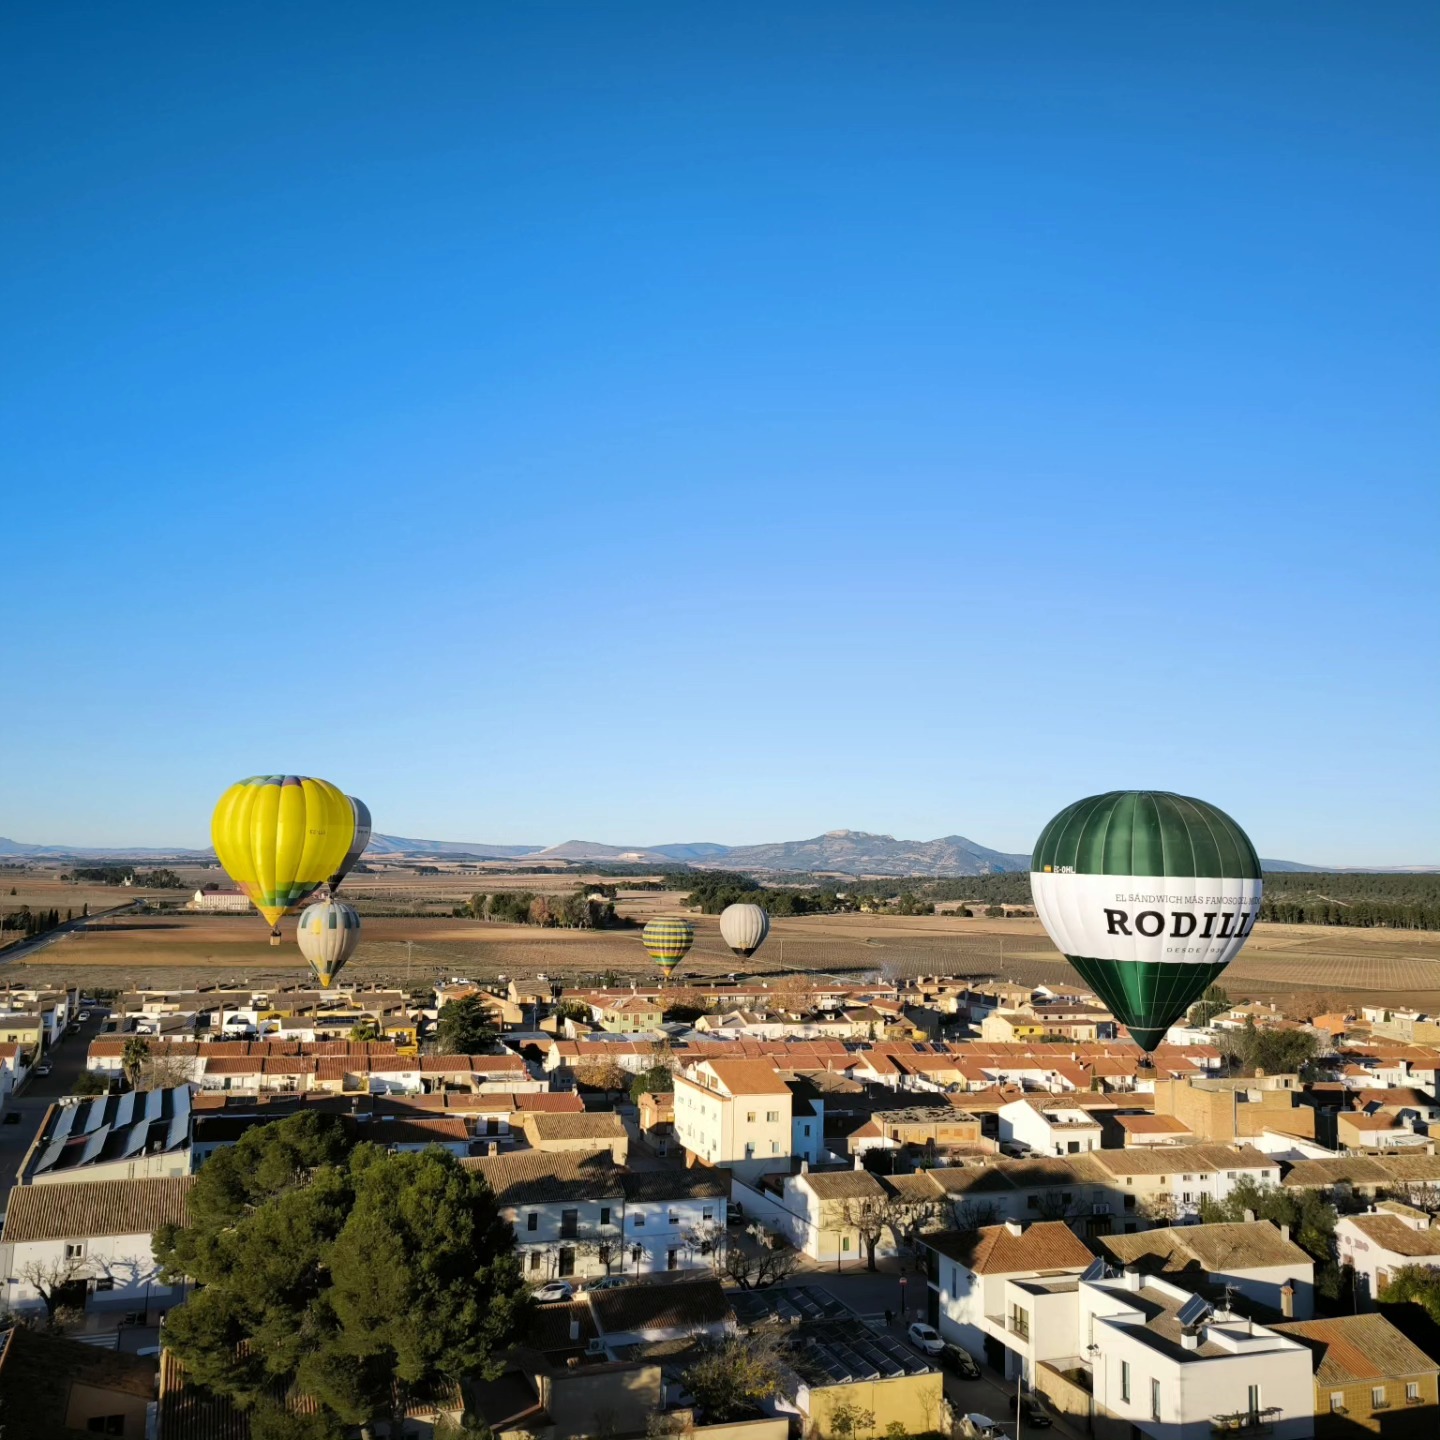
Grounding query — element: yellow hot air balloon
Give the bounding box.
[211,776,355,943]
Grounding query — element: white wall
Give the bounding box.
[3,1231,184,1320]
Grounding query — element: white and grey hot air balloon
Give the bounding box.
[719,902,770,959]
[327,795,372,890]
[296,898,361,989]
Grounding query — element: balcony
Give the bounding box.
[1210,1408,1281,1436]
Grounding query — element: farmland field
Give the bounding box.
[5,864,1439,1013]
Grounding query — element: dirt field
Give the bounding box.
[6,870,1439,1012]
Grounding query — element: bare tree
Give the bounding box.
[20,1255,91,1326]
[722,1225,800,1289]
[135,1051,195,1091]
[1136,1192,1182,1227]
[949,1198,1002,1233]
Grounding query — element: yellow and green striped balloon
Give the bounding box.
[211,776,356,936]
[642,917,694,982]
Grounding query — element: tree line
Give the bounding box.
[68,865,187,888]
[0,905,66,937]
[454,886,630,929]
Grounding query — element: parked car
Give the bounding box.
[1020,1400,1052,1429]
[533,1281,574,1303]
[942,1343,980,1379]
[78,1011,92,1021]
[584,1275,630,1292]
[962,1416,1003,1440]
[34,1063,52,1077]
[907,1322,945,1355]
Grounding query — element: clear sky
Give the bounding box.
[2,4,1436,865]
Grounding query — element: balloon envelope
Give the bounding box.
[211,776,355,929]
[328,795,372,889]
[1029,790,1262,1052]
[719,903,769,958]
[296,898,361,989]
[642,917,694,980]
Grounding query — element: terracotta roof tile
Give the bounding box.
[925,1220,1095,1274]
[2,1176,194,1242]
[1274,1313,1439,1386]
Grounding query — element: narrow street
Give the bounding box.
[0,1007,109,1191]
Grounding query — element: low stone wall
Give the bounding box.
[1035,1360,1092,1427]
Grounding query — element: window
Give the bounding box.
[1120,1361,1130,1403]
[560,1209,579,1239]
[1330,1394,1345,1413]
[65,1242,85,1260]
[1151,1379,1161,1421]
[1027,1195,1040,1211]
[558,1247,575,1277]
[745,1142,755,1158]
[92,1276,114,1292]
[1372,1387,1388,1410]
[842,1236,851,1252]
[528,1251,541,1271]
[632,1212,645,1227]
[526,1213,538,1232]
[1406,1383,1420,1403]
[1126,1176,1134,1186]
[1227,1170,1237,1179]
[87,1418,126,1436]
[803,1124,811,1137]
[771,1141,780,1154]
[1182,1174,1192,1182]
[766,1110,779,1123]
[600,1207,611,1226]
[1183,1192,1194,1204]
[1009,1304,1029,1340]
[1248,1385,1261,1419]
[746,1111,756,1123]
[667,1248,680,1270]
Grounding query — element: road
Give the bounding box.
[0,901,141,965]
[0,1009,110,1191]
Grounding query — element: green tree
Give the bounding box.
[121,1035,151,1088]
[1187,984,1231,1027]
[1198,1176,1339,1268]
[681,1333,783,1422]
[436,995,498,1054]
[1378,1265,1440,1324]
[629,1065,675,1103]
[155,1114,526,1439]
[72,1071,108,1096]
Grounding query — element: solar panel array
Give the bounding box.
[1176,1293,1213,1329]
[29,1086,191,1178]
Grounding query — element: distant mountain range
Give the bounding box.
[6,829,1429,876]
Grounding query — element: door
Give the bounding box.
[558,1247,575,1277]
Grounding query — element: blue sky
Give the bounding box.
[2,4,1436,864]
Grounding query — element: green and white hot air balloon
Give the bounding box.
[1029,791,1262,1053]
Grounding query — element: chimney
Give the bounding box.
[1124,1268,1142,1292]
[854,1152,864,1170]
[1280,1281,1295,1318]
[1181,1331,1199,1350]
[801,1159,809,1174]
[1005,1219,1024,1238]
[1243,1208,1256,1224]
[1280,1223,1290,1244]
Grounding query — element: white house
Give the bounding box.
[1077,1269,1315,1440]
[1336,1203,1440,1308]
[618,1171,729,1274]
[0,1175,193,1326]
[998,1097,1103,1156]
[924,1219,1097,1377]
[1101,1220,1316,1321]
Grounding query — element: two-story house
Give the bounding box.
[1336,1203,1440,1308]
[673,1058,792,1180]
[923,1219,1097,1376]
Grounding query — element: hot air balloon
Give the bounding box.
[211,776,356,944]
[719,903,769,959]
[1029,790,1262,1054]
[642,917,694,983]
[296,898,361,989]
[328,795,372,890]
